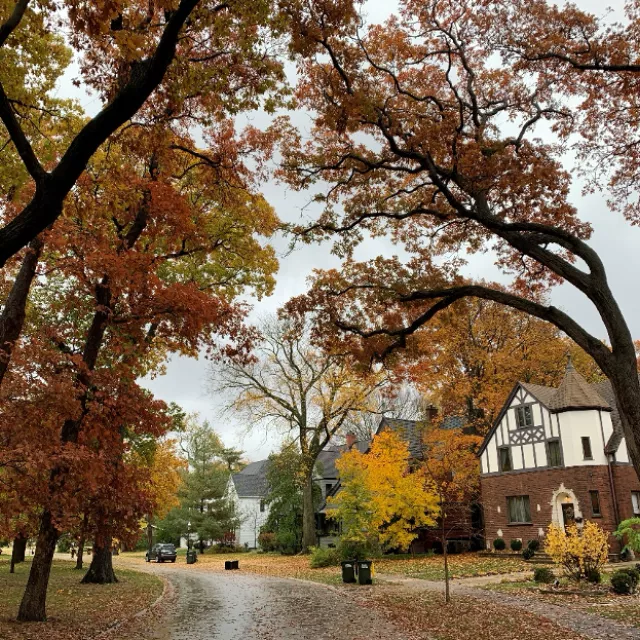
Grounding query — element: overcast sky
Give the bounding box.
[59,0,635,461]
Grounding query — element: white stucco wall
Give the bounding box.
[558,410,608,467]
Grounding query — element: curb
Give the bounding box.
[94,571,172,639]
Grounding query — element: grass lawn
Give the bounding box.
[372,553,537,580]
[0,557,163,640]
[120,549,538,585]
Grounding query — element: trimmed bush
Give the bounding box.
[275,530,299,555]
[56,536,73,553]
[585,568,602,584]
[310,546,340,568]
[533,567,555,584]
[522,548,535,560]
[510,539,523,552]
[527,539,540,552]
[257,532,277,552]
[611,570,636,594]
[493,537,506,551]
[447,540,466,555]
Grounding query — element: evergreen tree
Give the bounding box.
[157,418,239,551]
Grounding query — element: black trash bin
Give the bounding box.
[341,560,356,584]
[356,560,373,585]
[186,550,197,565]
[232,560,239,570]
[224,560,232,570]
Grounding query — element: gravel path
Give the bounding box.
[123,562,413,640]
[378,573,640,640]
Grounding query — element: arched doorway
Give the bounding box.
[550,484,583,531]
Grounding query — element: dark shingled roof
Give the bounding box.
[548,359,610,412]
[231,460,270,498]
[315,440,368,479]
[521,362,610,414]
[520,382,557,407]
[376,417,426,459]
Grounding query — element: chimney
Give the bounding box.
[425,404,438,424]
[345,432,357,450]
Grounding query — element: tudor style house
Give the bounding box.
[479,359,640,550]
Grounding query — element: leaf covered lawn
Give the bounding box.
[359,587,587,640]
[484,576,640,629]
[121,550,536,585]
[0,557,163,640]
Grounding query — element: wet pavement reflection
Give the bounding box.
[141,564,409,640]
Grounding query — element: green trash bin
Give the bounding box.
[356,560,373,585]
[341,560,356,583]
[186,550,197,564]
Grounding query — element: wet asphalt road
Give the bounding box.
[137,563,409,640]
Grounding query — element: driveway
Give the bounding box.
[118,561,411,640]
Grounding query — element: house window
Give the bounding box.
[581,437,593,460]
[507,496,531,523]
[590,491,601,516]
[516,405,534,428]
[547,440,562,467]
[632,492,640,516]
[259,500,265,513]
[498,447,512,472]
[325,483,333,496]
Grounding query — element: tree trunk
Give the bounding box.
[16,510,58,622]
[82,537,117,584]
[607,362,640,479]
[146,518,153,556]
[75,536,85,570]
[0,236,43,386]
[302,472,316,552]
[443,516,450,604]
[11,533,27,567]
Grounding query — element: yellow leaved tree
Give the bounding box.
[137,439,186,552]
[327,430,439,555]
[545,522,609,581]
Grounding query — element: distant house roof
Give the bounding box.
[231,460,270,498]
[315,440,369,479]
[376,417,426,458]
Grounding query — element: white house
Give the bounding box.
[227,460,270,548]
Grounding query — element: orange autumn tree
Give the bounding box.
[2,121,278,620]
[327,429,439,554]
[421,425,482,603]
[0,0,295,265]
[409,298,603,435]
[281,0,640,487]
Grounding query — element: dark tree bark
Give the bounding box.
[0,0,201,267]
[81,537,117,584]
[302,472,316,552]
[16,511,58,621]
[75,536,85,570]
[0,236,43,385]
[11,533,27,565]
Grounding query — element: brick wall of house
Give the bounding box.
[612,464,640,521]
[480,464,640,549]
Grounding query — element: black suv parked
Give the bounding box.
[146,543,177,563]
